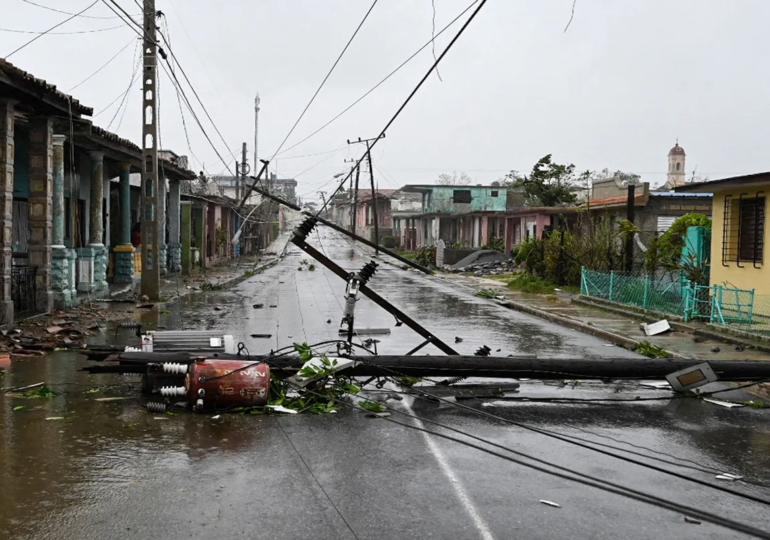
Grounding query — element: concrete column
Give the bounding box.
[113,162,134,283]
[0,100,15,323]
[181,201,191,274]
[158,170,167,274]
[28,117,54,314]
[167,178,181,273]
[85,151,107,292]
[51,134,71,308]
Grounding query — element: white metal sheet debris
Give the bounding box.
[286,356,357,388]
[267,405,299,414]
[539,500,561,508]
[703,398,744,408]
[642,320,671,336]
[639,381,672,389]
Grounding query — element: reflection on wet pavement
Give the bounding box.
[2,228,770,540]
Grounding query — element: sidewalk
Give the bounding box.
[111,230,294,302]
[439,272,770,361]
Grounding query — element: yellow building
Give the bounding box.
[677,174,768,294]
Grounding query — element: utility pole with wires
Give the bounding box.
[140,0,160,299]
[347,134,385,252]
[254,93,260,176]
[343,157,356,230]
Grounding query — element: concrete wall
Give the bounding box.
[709,186,769,294]
[421,186,507,214]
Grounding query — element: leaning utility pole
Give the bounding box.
[140,0,160,299]
[348,135,385,252]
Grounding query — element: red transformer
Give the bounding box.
[185,359,270,411]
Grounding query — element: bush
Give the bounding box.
[644,213,711,277]
[414,246,436,267]
[482,236,505,253]
[380,236,396,248]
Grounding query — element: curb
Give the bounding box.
[571,296,693,333]
[494,298,689,359]
[572,296,770,355]
[434,273,689,359]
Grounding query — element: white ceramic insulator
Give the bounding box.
[160,386,187,397]
[162,362,188,375]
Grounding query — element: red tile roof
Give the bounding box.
[585,193,645,207]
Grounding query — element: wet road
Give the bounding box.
[2,228,770,539]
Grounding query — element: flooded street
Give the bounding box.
[2,229,770,539]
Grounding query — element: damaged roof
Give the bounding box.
[0,58,93,116]
[91,125,197,180]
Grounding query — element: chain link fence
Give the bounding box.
[581,267,770,337]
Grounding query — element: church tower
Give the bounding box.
[665,142,686,189]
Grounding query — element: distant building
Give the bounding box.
[661,142,687,191]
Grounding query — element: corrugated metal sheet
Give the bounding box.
[657,216,677,232]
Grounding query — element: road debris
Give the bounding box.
[717,473,743,480]
[642,320,671,336]
[4,382,44,394]
[267,405,298,414]
[703,399,745,409]
[45,417,65,421]
[253,303,264,309]
[250,333,272,339]
[539,500,561,508]
[684,516,701,524]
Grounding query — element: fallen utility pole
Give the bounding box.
[237,159,269,211]
[83,352,770,381]
[291,218,458,355]
[244,179,433,275]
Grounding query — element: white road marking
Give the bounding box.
[402,400,496,540]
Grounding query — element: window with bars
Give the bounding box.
[722,193,765,267]
[452,189,472,203]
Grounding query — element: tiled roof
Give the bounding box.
[91,125,197,180]
[585,193,645,207]
[0,58,92,116]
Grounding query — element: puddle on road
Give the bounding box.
[4,232,770,538]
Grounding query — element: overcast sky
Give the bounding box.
[2,0,768,201]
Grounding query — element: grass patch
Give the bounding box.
[159,310,172,315]
[243,270,255,278]
[475,288,499,299]
[506,273,579,295]
[391,249,417,263]
[632,340,670,358]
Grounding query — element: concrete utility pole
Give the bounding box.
[240,142,249,199]
[625,184,635,273]
[347,135,385,252]
[254,94,260,176]
[352,163,360,238]
[141,0,160,299]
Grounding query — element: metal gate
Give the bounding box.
[11,264,37,318]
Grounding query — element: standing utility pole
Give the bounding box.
[141,0,160,299]
[352,163,360,238]
[240,142,249,198]
[624,184,636,273]
[347,135,385,252]
[254,94,260,176]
